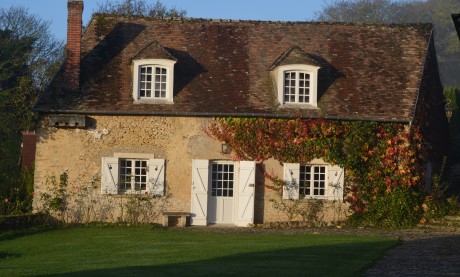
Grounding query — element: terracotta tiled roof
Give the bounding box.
[35,16,437,122]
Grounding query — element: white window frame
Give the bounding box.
[132,59,176,104]
[298,165,327,198]
[101,155,165,196]
[283,161,344,200]
[274,64,320,107]
[118,158,149,193]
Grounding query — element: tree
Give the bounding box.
[96,0,187,18]
[0,29,34,195]
[0,6,64,91]
[315,0,460,87]
[0,6,63,195]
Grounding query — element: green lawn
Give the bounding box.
[0,226,398,276]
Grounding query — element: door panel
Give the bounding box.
[191,159,209,226]
[236,161,256,227]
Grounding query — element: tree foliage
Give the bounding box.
[0,6,63,195]
[96,0,187,18]
[206,118,427,227]
[315,0,460,87]
[0,6,64,91]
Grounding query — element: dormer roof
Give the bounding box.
[269,46,321,71]
[132,40,177,61]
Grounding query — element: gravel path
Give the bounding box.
[366,230,460,276]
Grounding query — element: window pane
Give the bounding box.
[211,162,235,198]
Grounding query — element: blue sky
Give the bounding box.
[0,0,329,41]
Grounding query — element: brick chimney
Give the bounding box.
[64,0,84,91]
[21,131,36,172]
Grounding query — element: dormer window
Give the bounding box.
[275,64,320,107]
[284,70,311,104]
[132,59,176,104]
[269,46,321,108]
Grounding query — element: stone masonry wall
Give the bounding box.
[34,115,348,225]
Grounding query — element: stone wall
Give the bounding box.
[34,115,348,225]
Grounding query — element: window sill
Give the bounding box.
[300,196,342,201]
[278,103,320,110]
[102,193,162,198]
[133,98,174,105]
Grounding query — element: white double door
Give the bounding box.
[191,160,255,227]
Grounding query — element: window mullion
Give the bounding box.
[131,160,137,192]
[309,166,314,197]
[295,71,300,103]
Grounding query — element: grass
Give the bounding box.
[0,225,398,276]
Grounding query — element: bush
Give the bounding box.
[0,212,47,231]
[0,169,34,216]
[349,186,423,228]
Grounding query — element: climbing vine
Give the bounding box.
[205,117,426,227]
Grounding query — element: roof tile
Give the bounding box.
[35,16,436,122]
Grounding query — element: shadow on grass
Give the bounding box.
[0,225,61,242]
[0,251,21,260]
[41,240,397,277]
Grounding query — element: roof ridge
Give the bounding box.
[89,13,433,28]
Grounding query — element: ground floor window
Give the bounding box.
[101,156,165,196]
[119,159,148,192]
[284,161,344,200]
[299,165,326,198]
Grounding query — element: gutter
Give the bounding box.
[32,107,410,124]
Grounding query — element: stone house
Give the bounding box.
[32,0,447,226]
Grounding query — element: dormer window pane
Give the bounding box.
[284,70,311,104]
[139,65,168,100]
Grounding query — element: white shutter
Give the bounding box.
[148,159,165,196]
[283,163,300,200]
[236,161,256,227]
[190,159,209,226]
[328,165,344,200]
[101,157,119,194]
